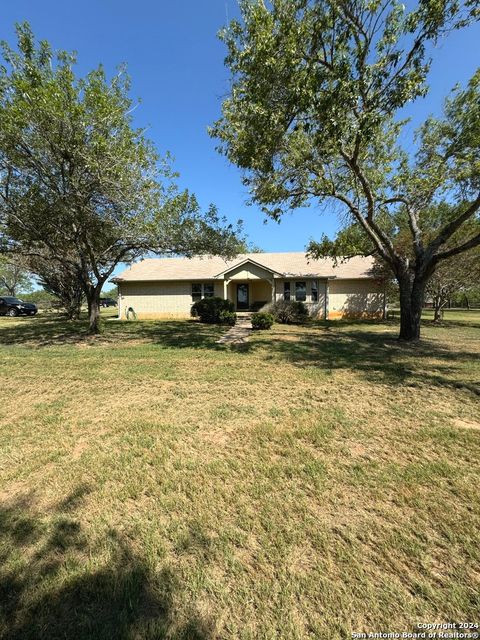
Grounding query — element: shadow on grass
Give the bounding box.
[1,316,477,394]
[421,318,480,330]
[0,316,224,350]
[0,489,213,640]
[237,323,480,395]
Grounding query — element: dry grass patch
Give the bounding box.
[0,312,479,639]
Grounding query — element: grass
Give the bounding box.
[421,307,480,324]
[0,310,479,639]
[386,306,480,325]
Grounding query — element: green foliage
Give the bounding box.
[0,254,32,296]
[262,300,308,324]
[425,241,480,318]
[251,312,274,330]
[19,289,57,308]
[307,225,376,264]
[218,310,237,326]
[0,23,244,333]
[212,0,480,340]
[450,286,480,307]
[29,254,84,319]
[101,286,118,301]
[310,201,480,266]
[190,297,236,324]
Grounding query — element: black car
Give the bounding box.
[0,296,38,317]
[100,297,117,308]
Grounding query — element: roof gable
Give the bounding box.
[213,257,281,278]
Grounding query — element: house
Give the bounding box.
[112,252,385,320]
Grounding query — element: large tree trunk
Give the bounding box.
[398,274,425,341]
[85,285,103,334]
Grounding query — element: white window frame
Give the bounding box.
[192,283,215,302]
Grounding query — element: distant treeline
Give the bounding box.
[11,286,118,310]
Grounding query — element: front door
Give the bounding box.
[236,283,249,310]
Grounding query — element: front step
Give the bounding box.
[217,314,253,344]
[236,312,252,325]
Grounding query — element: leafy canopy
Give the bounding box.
[211,0,480,339]
[211,0,479,263]
[0,23,245,332]
[0,254,32,296]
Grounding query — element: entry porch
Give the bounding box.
[215,258,279,312]
[224,279,274,311]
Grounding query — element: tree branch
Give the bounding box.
[435,231,480,262]
[426,193,480,258]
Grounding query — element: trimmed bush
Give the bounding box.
[191,296,235,324]
[261,300,308,324]
[251,312,274,330]
[219,310,237,326]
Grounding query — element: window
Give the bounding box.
[192,283,215,302]
[204,283,214,298]
[295,281,306,302]
[191,284,202,302]
[311,280,318,302]
[284,282,291,301]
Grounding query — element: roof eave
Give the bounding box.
[213,257,282,278]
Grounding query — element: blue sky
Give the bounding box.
[1,1,479,269]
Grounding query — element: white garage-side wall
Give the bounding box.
[328,278,384,319]
[118,281,223,319]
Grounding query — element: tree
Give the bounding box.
[0,24,244,333]
[425,247,480,320]
[452,283,480,309]
[101,286,118,301]
[211,0,480,340]
[309,200,480,319]
[28,254,84,320]
[0,254,32,296]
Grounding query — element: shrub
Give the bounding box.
[191,296,235,323]
[250,300,268,312]
[261,300,308,324]
[251,312,274,330]
[219,310,237,326]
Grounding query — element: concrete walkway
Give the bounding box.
[216,313,252,345]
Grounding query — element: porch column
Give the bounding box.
[223,279,228,300]
[324,280,329,320]
[270,279,275,303]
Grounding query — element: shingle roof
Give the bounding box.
[112,253,377,282]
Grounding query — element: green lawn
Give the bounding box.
[421,307,480,323]
[0,312,479,639]
[387,306,480,324]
